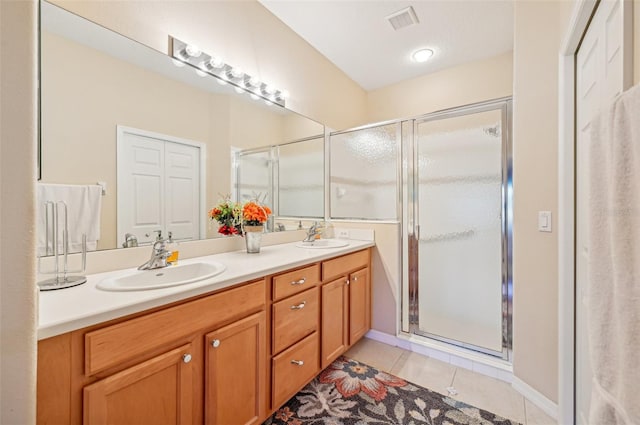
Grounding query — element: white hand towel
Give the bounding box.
[588,83,640,425]
[37,183,102,256]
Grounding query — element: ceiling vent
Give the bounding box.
[386,6,419,31]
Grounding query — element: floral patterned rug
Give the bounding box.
[264,356,520,425]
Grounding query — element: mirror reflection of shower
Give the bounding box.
[234,135,325,232]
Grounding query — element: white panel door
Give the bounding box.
[118,127,203,247]
[118,133,164,246]
[575,1,630,422]
[165,141,200,242]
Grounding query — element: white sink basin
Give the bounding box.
[295,239,350,249]
[97,262,226,291]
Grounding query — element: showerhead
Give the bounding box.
[484,125,501,138]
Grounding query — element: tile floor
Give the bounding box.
[344,338,556,425]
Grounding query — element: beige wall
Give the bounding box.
[366,51,513,123]
[636,0,640,84]
[49,0,367,131]
[0,1,38,423]
[512,0,572,403]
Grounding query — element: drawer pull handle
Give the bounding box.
[291,301,306,310]
[211,339,221,348]
[291,278,306,285]
[291,360,304,366]
[183,354,192,363]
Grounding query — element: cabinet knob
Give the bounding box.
[346,279,350,285]
[354,276,358,281]
[291,278,306,285]
[211,339,221,348]
[290,301,306,310]
[290,360,304,366]
[183,354,192,363]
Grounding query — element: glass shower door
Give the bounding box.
[410,102,511,357]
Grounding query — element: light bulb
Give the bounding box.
[198,61,210,72]
[230,67,243,79]
[196,69,208,77]
[264,99,274,106]
[412,48,434,63]
[234,86,245,94]
[250,93,260,100]
[185,44,202,58]
[210,56,225,69]
[248,77,261,87]
[216,78,227,86]
[172,58,186,67]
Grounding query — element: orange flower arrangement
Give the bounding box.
[242,201,272,226]
[209,195,271,235]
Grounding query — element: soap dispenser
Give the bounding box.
[166,231,179,264]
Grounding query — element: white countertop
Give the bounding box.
[38,239,374,340]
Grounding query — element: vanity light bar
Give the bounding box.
[169,36,287,107]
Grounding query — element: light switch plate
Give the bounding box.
[538,211,552,232]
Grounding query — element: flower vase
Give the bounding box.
[244,225,264,253]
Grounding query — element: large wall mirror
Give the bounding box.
[39,1,325,252]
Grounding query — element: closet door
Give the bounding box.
[575,1,630,422]
[117,130,165,247]
[165,141,200,242]
[117,126,202,247]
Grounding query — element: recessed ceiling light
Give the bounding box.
[412,48,434,63]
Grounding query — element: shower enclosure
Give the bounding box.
[403,98,512,359]
[234,135,325,231]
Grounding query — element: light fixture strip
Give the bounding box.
[169,36,287,106]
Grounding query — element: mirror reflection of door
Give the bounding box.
[117,126,205,247]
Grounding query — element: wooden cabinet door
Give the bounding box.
[205,312,266,425]
[349,268,370,345]
[83,343,194,425]
[321,277,348,369]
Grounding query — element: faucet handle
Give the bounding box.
[144,230,163,241]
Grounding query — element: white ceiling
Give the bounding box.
[259,1,514,91]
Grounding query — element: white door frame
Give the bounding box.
[558,1,633,423]
[116,125,207,243]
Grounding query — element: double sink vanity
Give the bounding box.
[37,239,374,424]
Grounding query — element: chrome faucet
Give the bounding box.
[138,239,172,270]
[302,222,321,243]
[122,233,138,248]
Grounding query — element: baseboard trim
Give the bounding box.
[511,376,559,420]
[365,329,399,346]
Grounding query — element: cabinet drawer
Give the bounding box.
[322,249,369,281]
[85,279,265,376]
[272,263,320,301]
[272,332,319,409]
[272,287,319,354]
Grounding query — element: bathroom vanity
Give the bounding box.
[36,242,373,424]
